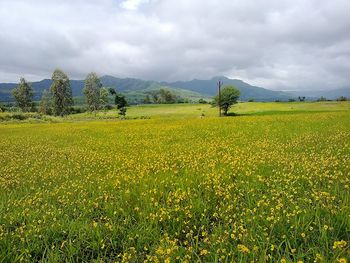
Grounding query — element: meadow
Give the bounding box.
[0,102,349,262]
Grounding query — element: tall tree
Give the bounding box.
[39,89,52,115]
[50,69,73,116]
[84,72,102,112]
[99,87,110,110]
[12,77,33,112]
[213,85,240,116]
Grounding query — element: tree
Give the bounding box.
[159,89,176,103]
[318,96,327,102]
[151,92,159,103]
[213,85,240,116]
[12,77,33,112]
[50,69,73,116]
[39,89,52,115]
[336,96,347,101]
[115,94,127,116]
[109,88,127,117]
[143,95,151,104]
[298,96,306,102]
[99,87,110,110]
[84,72,102,112]
[146,89,176,104]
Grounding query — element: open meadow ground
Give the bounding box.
[0,102,350,262]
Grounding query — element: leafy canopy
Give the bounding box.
[84,72,102,112]
[50,69,73,116]
[12,77,33,112]
[213,85,240,115]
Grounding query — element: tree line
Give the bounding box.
[11,69,127,117]
[11,74,242,117]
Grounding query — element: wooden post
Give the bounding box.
[217,81,222,117]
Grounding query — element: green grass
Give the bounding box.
[0,102,349,262]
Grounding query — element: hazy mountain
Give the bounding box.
[162,76,292,101]
[0,75,319,103]
[0,76,208,103]
[289,87,350,100]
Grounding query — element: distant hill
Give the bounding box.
[289,87,350,100]
[100,75,160,92]
[1,75,296,103]
[0,76,209,103]
[162,76,292,101]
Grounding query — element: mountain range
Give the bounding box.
[0,75,348,103]
[288,87,350,100]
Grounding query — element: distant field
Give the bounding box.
[70,101,350,120]
[0,102,349,262]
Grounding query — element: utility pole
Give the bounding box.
[217,80,222,117]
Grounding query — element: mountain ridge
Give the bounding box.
[0,75,319,103]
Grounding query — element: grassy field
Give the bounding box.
[0,102,349,262]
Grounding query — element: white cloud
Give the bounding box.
[120,0,149,10]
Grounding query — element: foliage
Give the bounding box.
[12,77,33,112]
[318,96,327,102]
[39,89,52,115]
[109,88,127,116]
[84,72,102,112]
[0,109,349,262]
[146,89,177,104]
[115,94,127,116]
[298,96,306,102]
[159,89,177,103]
[50,69,73,116]
[143,94,151,104]
[99,87,110,110]
[213,85,240,115]
[336,96,347,101]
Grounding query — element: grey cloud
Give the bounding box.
[0,0,349,90]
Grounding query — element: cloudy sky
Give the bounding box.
[0,0,349,90]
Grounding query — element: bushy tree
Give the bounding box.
[143,95,151,104]
[115,94,127,116]
[337,96,347,101]
[12,77,33,112]
[151,92,159,103]
[159,89,176,103]
[39,89,52,115]
[146,89,177,104]
[109,88,127,117]
[84,72,101,112]
[213,85,240,116]
[50,69,73,116]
